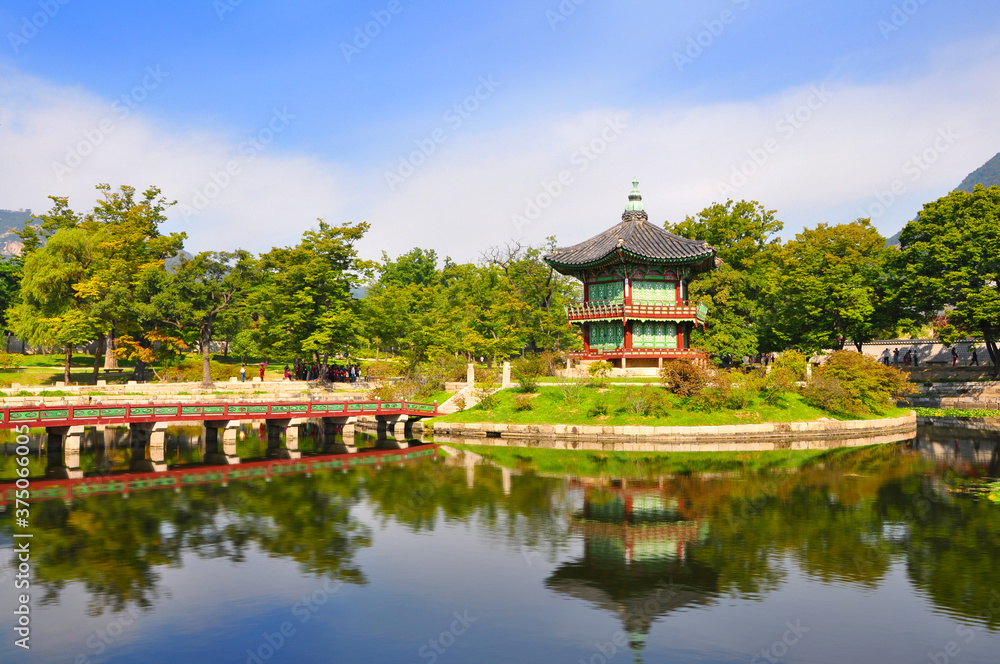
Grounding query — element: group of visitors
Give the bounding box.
[715,353,776,369]
[288,361,363,383]
[238,362,267,382]
[881,345,980,367]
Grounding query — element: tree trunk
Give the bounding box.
[985,337,999,377]
[92,334,106,385]
[201,325,214,387]
[104,325,119,369]
[64,344,72,384]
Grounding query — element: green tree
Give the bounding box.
[0,255,23,350]
[8,227,102,382]
[255,221,373,372]
[153,250,258,385]
[895,185,1000,373]
[766,219,898,355]
[666,200,781,358]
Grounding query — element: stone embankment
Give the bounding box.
[425,412,916,452]
[908,381,1000,410]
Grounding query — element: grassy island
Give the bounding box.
[433,385,909,427]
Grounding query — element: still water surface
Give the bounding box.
[1,424,999,663]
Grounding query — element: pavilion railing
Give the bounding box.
[565,301,708,323]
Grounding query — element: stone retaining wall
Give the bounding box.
[425,413,917,452]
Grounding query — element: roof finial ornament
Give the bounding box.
[622,177,647,221]
[626,178,644,212]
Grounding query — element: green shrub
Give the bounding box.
[0,352,24,370]
[659,360,707,397]
[512,355,546,393]
[587,398,611,417]
[588,360,613,387]
[558,380,585,406]
[773,350,808,381]
[616,386,670,416]
[513,393,534,411]
[803,350,914,416]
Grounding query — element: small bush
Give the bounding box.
[512,355,546,393]
[616,386,670,417]
[659,360,707,397]
[588,360,613,387]
[773,350,807,381]
[558,380,585,406]
[474,368,499,410]
[452,395,467,411]
[803,350,914,416]
[513,393,534,411]
[587,398,610,418]
[368,379,421,402]
[0,352,24,370]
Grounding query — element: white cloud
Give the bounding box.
[0,65,349,253]
[3,40,998,264]
[361,41,1000,260]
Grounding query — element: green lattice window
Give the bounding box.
[632,280,677,305]
[588,281,624,304]
[589,322,624,350]
[632,322,678,349]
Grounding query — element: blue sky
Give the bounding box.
[1,0,999,261]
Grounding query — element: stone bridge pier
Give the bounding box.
[266,419,306,459]
[130,422,170,473]
[204,420,241,465]
[45,426,85,479]
[319,417,357,454]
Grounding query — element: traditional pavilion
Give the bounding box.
[544,180,716,372]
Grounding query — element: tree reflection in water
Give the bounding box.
[1,441,998,640]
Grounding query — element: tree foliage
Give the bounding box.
[895,184,1000,372]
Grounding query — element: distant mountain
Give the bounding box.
[0,208,32,256]
[955,152,1000,193]
[886,152,1000,246]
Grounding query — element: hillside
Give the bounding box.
[887,151,1000,246]
[0,209,32,256]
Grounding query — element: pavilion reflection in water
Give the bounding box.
[546,480,716,663]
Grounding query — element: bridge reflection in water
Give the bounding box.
[1,419,436,508]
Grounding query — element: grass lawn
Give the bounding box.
[443,442,860,477]
[432,386,909,426]
[914,407,1000,418]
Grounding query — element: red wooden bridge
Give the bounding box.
[1,444,438,509]
[0,399,438,430]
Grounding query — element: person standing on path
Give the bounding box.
[893,348,900,366]
[259,362,267,381]
[239,364,246,382]
[952,347,959,367]
[971,346,979,366]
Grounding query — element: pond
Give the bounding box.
[1,424,998,663]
